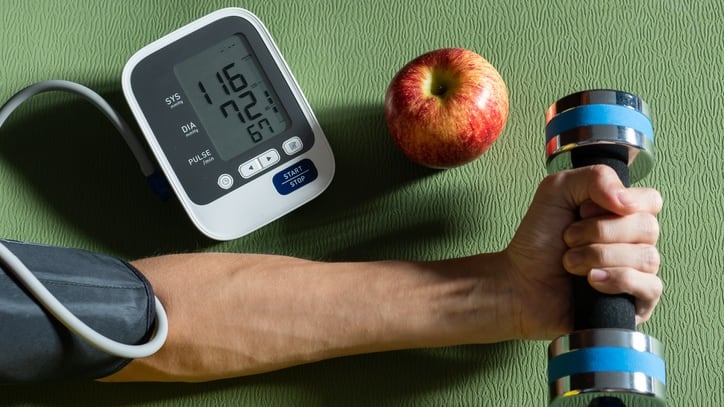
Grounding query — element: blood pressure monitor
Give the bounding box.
[122,8,334,240]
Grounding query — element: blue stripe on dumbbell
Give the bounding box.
[545,104,654,143]
[548,346,666,385]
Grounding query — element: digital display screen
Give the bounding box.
[174,34,290,161]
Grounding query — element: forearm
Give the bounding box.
[101,252,513,382]
[99,168,663,383]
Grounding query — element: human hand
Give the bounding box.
[503,165,663,340]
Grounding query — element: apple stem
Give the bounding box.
[432,84,447,96]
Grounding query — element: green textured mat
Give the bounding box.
[2,0,722,405]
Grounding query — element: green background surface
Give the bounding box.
[2,0,722,405]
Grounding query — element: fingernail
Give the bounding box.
[590,269,609,282]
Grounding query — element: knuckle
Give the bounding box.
[594,220,614,242]
[641,214,660,241]
[590,245,610,266]
[540,171,563,190]
[652,189,664,213]
[536,172,563,198]
[610,267,636,292]
[588,164,610,178]
[650,276,664,299]
[642,246,661,272]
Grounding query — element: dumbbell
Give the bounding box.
[544,90,666,406]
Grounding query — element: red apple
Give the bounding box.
[384,48,509,168]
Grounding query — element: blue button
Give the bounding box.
[272,159,318,195]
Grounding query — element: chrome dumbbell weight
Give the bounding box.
[544,90,665,407]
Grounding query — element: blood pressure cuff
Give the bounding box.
[0,239,156,383]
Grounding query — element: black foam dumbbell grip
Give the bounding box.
[570,144,636,331]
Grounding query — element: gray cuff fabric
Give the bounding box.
[0,239,156,383]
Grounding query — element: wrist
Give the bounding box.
[411,252,517,346]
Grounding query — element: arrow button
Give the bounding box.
[259,149,280,168]
[239,158,263,179]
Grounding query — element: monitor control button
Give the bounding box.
[217,173,234,190]
[239,158,263,179]
[259,149,280,168]
[282,137,303,155]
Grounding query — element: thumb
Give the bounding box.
[511,165,643,257]
[560,165,637,216]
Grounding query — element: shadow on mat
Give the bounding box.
[4,343,527,407]
[0,87,214,257]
